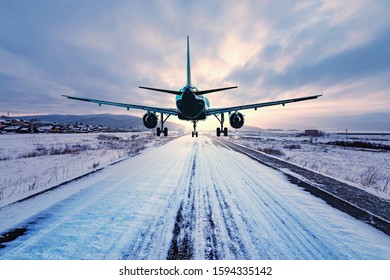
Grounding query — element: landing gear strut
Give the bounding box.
[215,113,228,137]
[191,121,198,138]
[157,112,170,137]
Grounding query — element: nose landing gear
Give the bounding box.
[192,121,198,137]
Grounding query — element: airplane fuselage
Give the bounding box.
[176,85,210,120]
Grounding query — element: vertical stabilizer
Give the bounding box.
[186,36,191,86]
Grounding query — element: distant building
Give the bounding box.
[37,125,53,133]
[50,126,63,133]
[305,129,319,136]
[3,126,21,133]
[18,127,31,133]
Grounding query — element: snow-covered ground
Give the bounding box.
[230,130,390,200]
[0,136,389,260]
[0,132,178,207]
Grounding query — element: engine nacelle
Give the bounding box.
[229,112,244,129]
[143,112,158,129]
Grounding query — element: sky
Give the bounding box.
[0,0,389,130]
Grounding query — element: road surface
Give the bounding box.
[0,136,389,259]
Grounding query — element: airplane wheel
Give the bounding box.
[223,127,228,136]
[195,131,198,137]
[157,127,161,136]
[192,132,194,137]
[216,127,221,137]
[163,127,168,137]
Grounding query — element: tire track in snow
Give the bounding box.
[167,142,198,260]
[162,137,258,260]
[166,138,253,259]
[119,140,197,260]
[200,138,257,259]
[201,189,219,259]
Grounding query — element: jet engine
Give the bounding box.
[143,112,158,129]
[229,112,244,129]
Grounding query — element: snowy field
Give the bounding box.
[0,132,178,207]
[229,130,390,200]
[0,136,389,260]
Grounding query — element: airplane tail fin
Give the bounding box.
[139,36,237,95]
[186,36,191,86]
[138,36,192,95]
[186,36,238,95]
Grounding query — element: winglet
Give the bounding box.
[186,35,191,86]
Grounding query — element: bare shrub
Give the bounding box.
[28,180,37,191]
[382,172,390,193]
[359,166,381,188]
[24,145,48,157]
[97,134,122,141]
[21,143,90,158]
[258,147,285,157]
[97,134,146,157]
[298,159,308,167]
[309,162,325,173]
[328,141,390,150]
[283,144,302,150]
[128,141,146,156]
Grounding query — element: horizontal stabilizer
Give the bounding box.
[139,86,181,95]
[195,86,238,95]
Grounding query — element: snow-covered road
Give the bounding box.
[0,136,389,259]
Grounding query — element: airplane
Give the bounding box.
[63,36,321,137]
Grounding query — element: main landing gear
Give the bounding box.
[215,113,228,137]
[192,121,198,137]
[157,112,170,137]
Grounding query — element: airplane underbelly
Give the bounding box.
[178,112,206,120]
[176,98,205,119]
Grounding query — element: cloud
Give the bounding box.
[264,29,390,90]
[224,1,390,110]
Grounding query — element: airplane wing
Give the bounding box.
[206,94,322,115]
[62,95,179,116]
